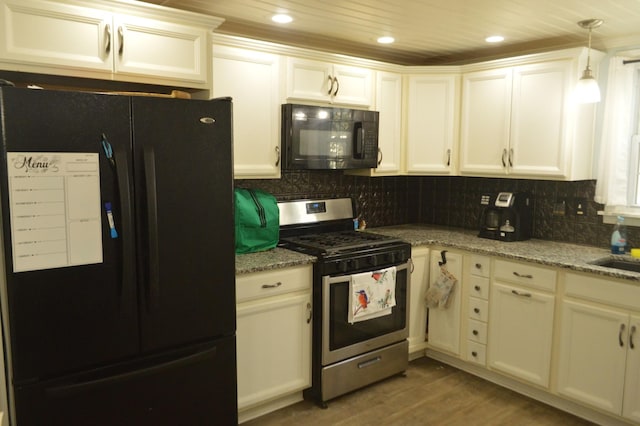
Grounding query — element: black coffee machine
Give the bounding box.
[478,192,533,242]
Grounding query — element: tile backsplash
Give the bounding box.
[235,171,631,250]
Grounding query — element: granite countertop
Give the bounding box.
[235,247,316,275]
[235,224,640,282]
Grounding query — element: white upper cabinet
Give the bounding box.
[0,0,219,87]
[405,72,460,175]
[459,68,512,175]
[373,71,403,175]
[459,48,601,180]
[212,40,282,179]
[286,57,373,107]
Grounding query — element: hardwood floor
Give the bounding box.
[243,356,596,426]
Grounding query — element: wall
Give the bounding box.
[236,171,636,250]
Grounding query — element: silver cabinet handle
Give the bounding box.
[630,325,636,350]
[409,258,415,274]
[377,147,383,166]
[619,323,626,347]
[509,148,514,167]
[513,271,533,279]
[327,75,334,95]
[446,148,451,167]
[105,24,112,53]
[275,146,280,167]
[502,148,507,167]
[306,302,312,324]
[261,282,282,289]
[333,76,339,96]
[511,289,532,297]
[118,26,124,55]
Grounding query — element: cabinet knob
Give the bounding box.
[475,263,482,269]
[474,308,480,314]
[474,285,481,291]
[472,330,479,336]
[471,351,478,357]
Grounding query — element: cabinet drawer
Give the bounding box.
[467,341,486,366]
[494,259,556,292]
[467,319,488,344]
[469,276,489,300]
[236,265,312,303]
[468,297,489,322]
[470,255,490,277]
[565,272,640,311]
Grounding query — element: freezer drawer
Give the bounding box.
[13,336,237,426]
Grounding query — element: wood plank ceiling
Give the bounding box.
[142,0,640,65]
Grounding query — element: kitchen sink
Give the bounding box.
[588,258,640,273]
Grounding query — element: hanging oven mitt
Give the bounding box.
[425,265,458,309]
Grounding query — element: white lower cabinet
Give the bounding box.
[487,260,556,388]
[408,246,429,355]
[427,249,463,355]
[236,265,312,423]
[557,273,640,422]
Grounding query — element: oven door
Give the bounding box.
[321,261,410,366]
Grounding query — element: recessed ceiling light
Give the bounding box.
[377,36,395,44]
[272,14,293,24]
[485,35,505,43]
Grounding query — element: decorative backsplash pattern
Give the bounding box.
[235,171,633,250]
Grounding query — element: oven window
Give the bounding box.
[328,268,407,351]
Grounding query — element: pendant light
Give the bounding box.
[575,18,603,103]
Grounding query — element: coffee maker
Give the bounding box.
[478,192,533,242]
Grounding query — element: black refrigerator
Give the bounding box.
[0,87,237,425]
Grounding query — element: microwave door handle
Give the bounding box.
[353,122,364,159]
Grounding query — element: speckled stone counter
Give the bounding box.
[235,224,640,282]
[370,224,640,282]
[235,247,316,275]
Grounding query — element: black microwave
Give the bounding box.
[281,104,379,170]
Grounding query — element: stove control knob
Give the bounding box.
[339,261,348,273]
[369,256,378,267]
[387,252,397,263]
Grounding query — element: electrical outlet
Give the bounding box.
[576,198,586,216]
[553,199,566,216]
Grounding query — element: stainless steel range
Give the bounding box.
[278,198,411,407]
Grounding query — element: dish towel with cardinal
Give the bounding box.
[348,266,397,324]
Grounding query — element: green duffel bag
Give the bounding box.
[234,188,279,254]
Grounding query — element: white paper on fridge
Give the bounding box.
[7,152,103,272]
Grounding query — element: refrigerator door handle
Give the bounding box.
[45,346,218,397]
[114,150,136,312]
[144,146,161,310]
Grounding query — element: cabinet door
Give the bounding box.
[113,14,208,84]
[488,282,554,387]
[459,68,512,175]
[623,315,640,422]
[557,300,627,414]
[0,0,112,71]
[373,71,402,175]
[236,291,312,410]
[286,57,372,106]
[331,63,373,107]
[509,60,570,177]
[427,250,463,355]
[408,247,429,354]
[213,45,281,178]
[286,57,333,103]
[406,74,459,174]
